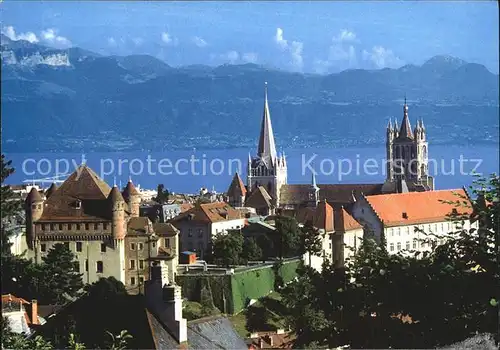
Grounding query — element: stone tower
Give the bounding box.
[108,185,126,240]
[122,179,140,217]
[25,187,44,249]
[227,172,247,208]
[307,171,320,207]
[247,82,288,206]
[383,98,434,193]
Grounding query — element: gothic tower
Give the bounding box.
[383,98,434,193]
[247,82,288,206]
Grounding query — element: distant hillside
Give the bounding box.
[1,35,498,152]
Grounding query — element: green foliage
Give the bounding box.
[274,215,301,258]
[2,316,54,350]
[212,230,244,267]
[41,243,84,303]
[281,174,500,348]
[1,154,22,257]
[85,276,127,300]
[68,334,86,350]
[242,237,263,262]
[299,221,324,266]
[105,330,133,350]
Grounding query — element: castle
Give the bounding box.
[228,84,434,214]
[25,165,179,294]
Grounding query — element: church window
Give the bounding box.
[96,261,104,273]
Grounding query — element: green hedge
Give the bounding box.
[176,259,301,315]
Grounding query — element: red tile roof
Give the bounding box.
[313,200,334,232]
[365,189,473,227]
[335,207,363,231]
[171,202,242,224]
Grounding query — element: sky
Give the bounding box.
[1,1,498,74]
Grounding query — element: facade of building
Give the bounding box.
[351,189,476,254]
[1,294,41,335]
[382,98,434,193]
[24,165,180,292]
[170,202,246,259]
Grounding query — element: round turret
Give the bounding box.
[108,186,125,239]
[25,187,44,249]
[122,180,140,217]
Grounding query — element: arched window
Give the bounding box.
[422,145,427,159]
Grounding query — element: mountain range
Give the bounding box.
[1,35,498,152]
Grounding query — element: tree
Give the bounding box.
[42,243,84,303]
[105,330,133,350]
[85,277,127,301]
[2,315,54,350]
[299,221,324,267]
[274,215,301,259]
[153,184,170,204]
[1,154,22,257]
[242,237,263,262]
[212,230,244,267]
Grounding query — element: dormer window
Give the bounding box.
[402,212,408,219]
[75,200,82,209]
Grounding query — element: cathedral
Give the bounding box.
[227,84,434,215]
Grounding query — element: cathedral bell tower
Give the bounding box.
[247,82,288,206]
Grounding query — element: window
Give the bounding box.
[41,243,47,252]
[85,259,88,271]
[68,224,72,230]
[75,200,81,209]
[406,227,410,234]
[101,243,106,253]
[413,240,417,249]
[130,243,136,250]
[165,238,170,248]
[397,228,401,236]
[329,242,332,250]
[103,223,108,230]
[406,241,410,250]
[152,242,156,248]
[131,277,136,285]
[130,260,136,270]
[96,261,103,273]
[390,243,394,252]
[188,229,193,237]
[50,224,55,230]
[440,223,444,231]
[397,242,401,251]
[85,223,89,230]
[94,223,99,230]
[390,228,394,237]
[76,224,81,230]
[433,224,437,232]
[198,229,203,237]
[139,277,144,284]
[64,242,70,250]
[76,242,83,252]
[59,223,63,230]
[42,224,46,231]
[32,204,37,210]
[138,243,143,250]
[139,260,144,269]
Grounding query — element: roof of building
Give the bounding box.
[26,187,43,203]
[257,83,278,167]
[365,189,473,227]
[108,185,125,203]
[153,223,179,237]
[227,172,247,197]
[187,315,248,349]
[127,217,152,235]
[122,180,140,200]
[245,186,273,209]
[45,183,58,199]
[37,165,113,222]
[2,294,34,334]
[335,207,363,231]
[180,203,194,213]
[248,331,295,349]
[295,204,361,233]
[397,103,414,140]
[313,200,334,232]
[171,202,242,224]
[280,183,384,206]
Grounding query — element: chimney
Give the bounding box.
[31,300,38,325]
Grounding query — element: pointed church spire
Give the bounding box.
[257,82,278,167]
[398,97,413,139]
[387,117,393,130]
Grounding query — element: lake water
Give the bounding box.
[5,144,499,194]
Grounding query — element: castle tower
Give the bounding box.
[247,82,288,206]
[108,185,126,240]
[45,183,58,199]
[227,172,247,208]
[383,98,434,192]
[25,187,44,249]
[122,179,140,217]
[307,170,320,207]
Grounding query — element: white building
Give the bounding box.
[351,188,476,254]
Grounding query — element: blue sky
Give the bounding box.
[2,1,498,74]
